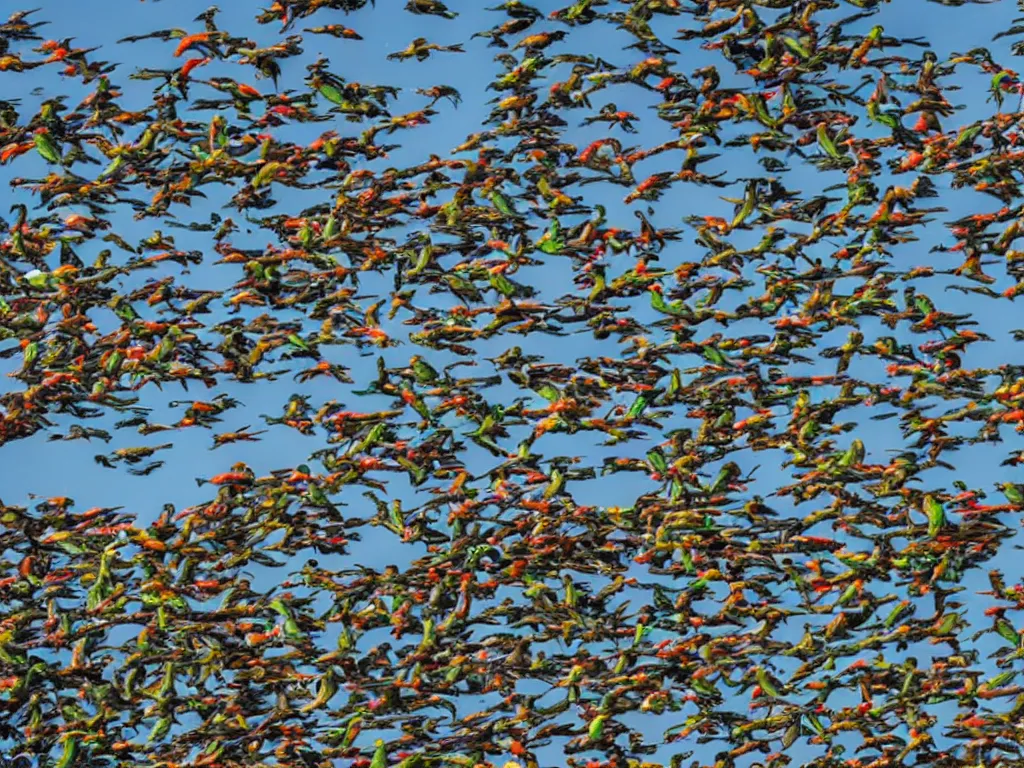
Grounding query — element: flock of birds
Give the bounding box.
[6,0,1024,767]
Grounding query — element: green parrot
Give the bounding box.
[410,355,439,384]
[33,129,61,164]
[923,494,946,538]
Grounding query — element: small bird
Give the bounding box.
[387,38,465,62]
[304,25,363,39]
[405,0,458,18]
